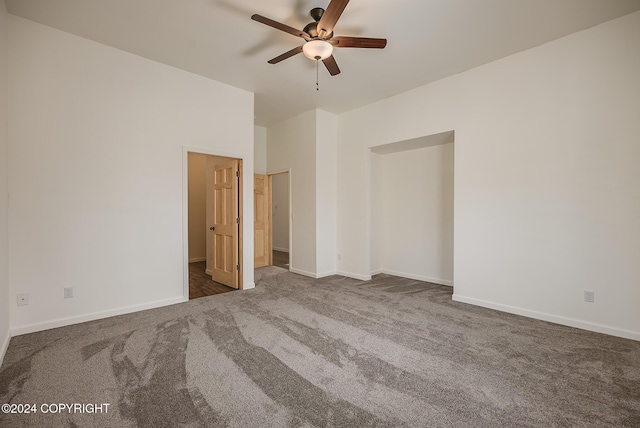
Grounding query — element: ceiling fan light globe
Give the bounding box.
[303,40,333,60]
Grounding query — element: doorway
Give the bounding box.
[269,171,290,270]
[253,171,291,270]
[187,152,243,299]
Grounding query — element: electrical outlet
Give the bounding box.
[338,253,341,260]
[17,293,29,306]
[64,287,74,299]
[584,290,595,303]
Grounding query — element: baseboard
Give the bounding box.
[289,267,315,278]
[0,328,10,367]
[336,271,372,281]
[452,294,640,342]
[11,296,188,337]
[189,257,206,263]
[289,268,336,279]
[272,247,289,253]
[205,269,212,276]
[370,269,383,276]
[316,271,337,279]
[242,282,256,290]
[380,269,453,287]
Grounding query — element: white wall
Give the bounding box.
[187,152,207,261]
[338,11,640,340]
[254,125,267,174]
[370,154,382,274]
[266,109,339,278]
[371,142,454,285]
[315,110,338,277]
[8,16,254,334]
[0,0,10,363]
[271,172,289,252]
[267,110,316,275]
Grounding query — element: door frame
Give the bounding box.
[267,169,292,271]
[183,146,250,299]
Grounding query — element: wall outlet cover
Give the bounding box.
[64,287,74,299]
[584,290,595,303]
[17,293,29,306]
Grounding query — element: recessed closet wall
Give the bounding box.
[371,135,454,286]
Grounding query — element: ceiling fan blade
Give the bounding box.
[322,55,341,76]
[251,14,309,40]
[331,36,387,49]
[268,46,304,64]
[317,0,350,39]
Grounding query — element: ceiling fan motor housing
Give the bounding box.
[310,7,324,22]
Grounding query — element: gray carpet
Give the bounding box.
[1,267,639,427]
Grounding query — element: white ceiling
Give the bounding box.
[6,0,640,126]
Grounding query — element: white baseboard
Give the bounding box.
[336,271,372,281]
[11,296,188,337]
[289,267,314,278]
[189,257,206,263]
[452,294,640,342]
[316,271,336,279]
[242,282,256,290]
[272,247,289,253]
[0,328,10,367]
[380,269,453,287]
[288,268,336,279]
[370,269,383,276]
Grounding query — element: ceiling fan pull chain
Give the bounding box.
[316,59,319,91]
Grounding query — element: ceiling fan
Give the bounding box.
[251,0,387,76]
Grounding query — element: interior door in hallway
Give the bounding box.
[212,160,239,289]
[254,174,271,268]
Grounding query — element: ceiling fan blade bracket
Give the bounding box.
[317,0,350,39]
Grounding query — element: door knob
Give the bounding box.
[210,226,215,231]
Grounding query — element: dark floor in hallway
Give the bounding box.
[273,250,289,269]
[189,261,235,299]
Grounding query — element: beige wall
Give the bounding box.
[254,126,267,174]
[0,0,10,363]
[188,153,207,261]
